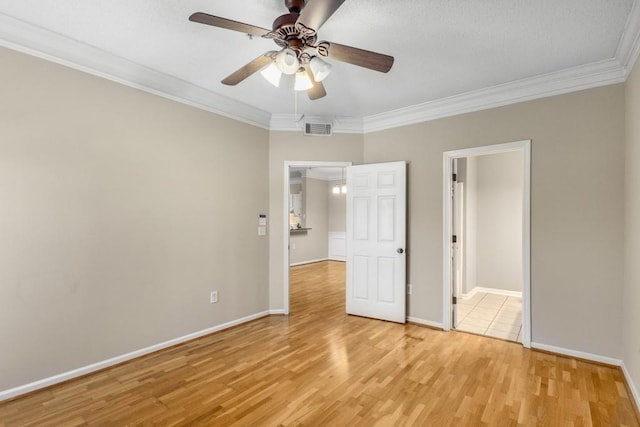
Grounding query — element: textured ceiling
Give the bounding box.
[0,0,636,123]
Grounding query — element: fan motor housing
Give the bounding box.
[285,0,305,13]
[271,12,316,50]
[272,13,298,33]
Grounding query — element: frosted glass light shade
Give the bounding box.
[275,48,299,75]
[309,56,332,82]
[260,62,282,87]
[294,69,313,91]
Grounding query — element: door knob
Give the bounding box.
[397,248,404,254]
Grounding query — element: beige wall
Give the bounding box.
[364,85,624,358]
[624,60,640,400]
[268,132,363,310]
[327,179,347,232]
[2,40,633,396]
[471,151,523,293]
[0,47,270,391]
[290,178,329,264]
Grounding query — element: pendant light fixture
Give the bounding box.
[333,167,347,194]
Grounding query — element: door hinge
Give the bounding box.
[452,173,457,182]
[452,296,457,304]
[452,235,457,243]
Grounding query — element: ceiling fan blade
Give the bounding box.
[296,0,346,32]
[221,53,275,86]
[326,42,394,73]
[189,12,270,37]
[306,70,326,100]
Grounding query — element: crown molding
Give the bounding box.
[617,0,640,75]
[333,117,365,134]
[270,114,363,134]
[0,13,271,129]
[362,59,626,133]
[269,114,308,132]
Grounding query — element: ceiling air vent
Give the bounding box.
[304,122,333,136]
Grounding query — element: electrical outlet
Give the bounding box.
[292,243,296,250]
[210,291,218,304]
[407,284,412,295]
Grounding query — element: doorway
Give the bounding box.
[443,140,531,347]
[283,161,351,314]
[282,160,407,323]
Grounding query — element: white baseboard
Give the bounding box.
[461,287,480,299]
[530,342,622,366]
[0,310,271,402]
[462,286,522,299]
[269,309,286,315]
[621,362,640,413]
[407,317,444,330]
[328,256,346,262]
[290,258,328,267]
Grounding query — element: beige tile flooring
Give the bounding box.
[455,291,522,342]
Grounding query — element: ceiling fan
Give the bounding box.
[189,0,394,100]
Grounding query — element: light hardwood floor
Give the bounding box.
[0,261,638,425]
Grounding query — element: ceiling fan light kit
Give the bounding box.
[189,0,394,101]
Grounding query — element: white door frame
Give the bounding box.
[282,161,352,315]
[442,140,531,348]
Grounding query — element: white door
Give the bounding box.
[346,161,406,323]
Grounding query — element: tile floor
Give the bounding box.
[455,292,522,342]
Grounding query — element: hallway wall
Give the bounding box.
[464,151,524,294]
[289,177,329,264]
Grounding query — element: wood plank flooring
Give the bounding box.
[0,261,638,425]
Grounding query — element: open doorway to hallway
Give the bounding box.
[444,140,531,347]
[453,152,524,342]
